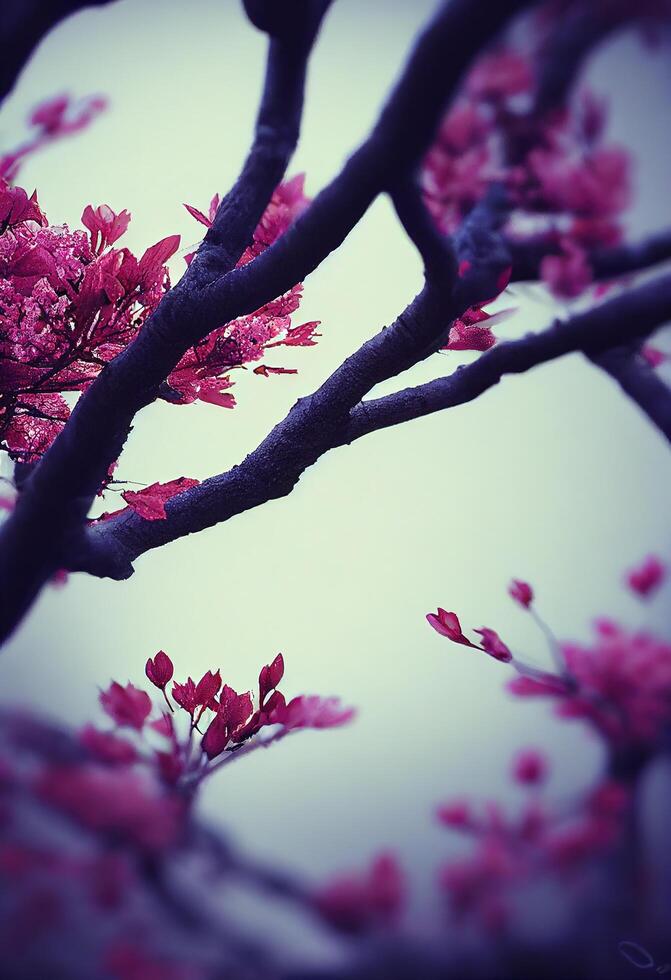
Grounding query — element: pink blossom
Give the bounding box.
[79,725,138,766]
[259,653,284,706]
[474,627,512,663]
[426,608,478,647]
[201,715,229,760]
[314,853,405,933]
[145,651,174,690]
[437,799,473,829]
[466,49,534,101]
[122,477,200,521]
[512,749,548,785]
[81,204,131,252]
[275,695,355,731]
[445,317,497,352]
[509,579,533,608]
[99,682,151,731]
[642,345,667,368]
[626,555,666,598]
[37,765,183,851]
[540,241,593,298]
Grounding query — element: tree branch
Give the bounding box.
[509,229,671,284]
[590,345,671,444]
[0,4,329,641]
[344,274,671,441]
[0,0,537,642]
[0,0,117,106]
[68,274,671,579]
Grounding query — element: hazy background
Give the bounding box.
[1,0,670,949]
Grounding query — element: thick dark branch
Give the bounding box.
[0,0,536,640]
[198,0,534,335]
[68,274,671,579]
[69,278,460,578]
[509,230,671,284]
[0,0,116,105]
[590,345,671,444]
[532,3,625,115]
[391,179,456,280]
[344,274,671,441]
[0,9,327,642]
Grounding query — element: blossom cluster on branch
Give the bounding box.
[0,100,321,469]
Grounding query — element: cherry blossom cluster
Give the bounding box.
[422,9,644,313]
[1,97,321,468]
[86,651,354,798]
[0,649,354,978]
[0,93,108,183]
[427,555,669,749]
[436,752,630,934]
[173,175,321,406]
[314,557,669,939]
[0,188,180,462]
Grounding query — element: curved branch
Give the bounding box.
[344,274,671,440]
[0,6,329,642]
[68,274,671,579]
[0,0,537,641]
[590,345,671,444]
[509,230,671,284]
[0,0,116,106]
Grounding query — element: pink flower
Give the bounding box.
[314,853,405,933]
[540,242,592,299]
[474,627,512,663]
[626,555,666,598]
[38,765,183,851]
[259,653,284,706]
[144,651,174,690]
[508,674,570,698]
[275,695,355,731]
[445,317,497,352]
[171,678,198,715]
[466,49,533,101]
[0,185,43,227]
[426,608,478,647]
[642,345,667,368]
[437,799,473,829]
[99,682,151,731]
[509,579,533,608]
[201,715,229,760]
[122,477,200,521]
[512,749,548,785]
[79,725,138,766]
[81,204,131,252]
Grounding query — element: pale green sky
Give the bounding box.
[1,0,670,947]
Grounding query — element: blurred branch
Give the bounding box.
[590,344,671,444]
[0,0,116,106]
[509,230,671,284]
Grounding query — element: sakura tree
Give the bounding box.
[0,0,670,977]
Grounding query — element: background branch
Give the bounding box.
[590,344,671,444]
[0,0,117,106]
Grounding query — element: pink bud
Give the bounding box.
[426,609,478,647]
[145,651,174,690]
[474,627,512,663]
[626,555,666,598]
[509,579,533,608]
[259,653,285,706]
[512,749,548,785]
